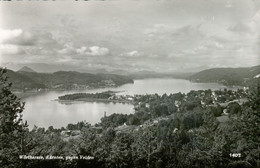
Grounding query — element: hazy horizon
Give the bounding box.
[1,62,260,75]
[0,0,260,73]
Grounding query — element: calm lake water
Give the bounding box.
[22,78,238,129]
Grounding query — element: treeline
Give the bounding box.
[58,91,116,100]
[1,68,259,168]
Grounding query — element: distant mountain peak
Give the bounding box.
[18,66,36,73]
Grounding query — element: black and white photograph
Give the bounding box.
[0,0,259,167]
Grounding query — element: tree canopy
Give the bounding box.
[0,68,28,168]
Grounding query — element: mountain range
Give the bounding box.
[4,67,134,91]
[2,65,260,91]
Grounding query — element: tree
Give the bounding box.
[235,84,260,167]
[205,84,260,168]
[247,84,260,116]
[0,68,28,168]
[227,102,241,115]
[131,126,162,168]
[108,134,133,168]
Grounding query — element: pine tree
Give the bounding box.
[0,68,28,168]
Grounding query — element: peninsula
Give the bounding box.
[58,91,134,104]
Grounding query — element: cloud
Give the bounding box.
[144,24,172,34]
[228,22,251,33]
[126,50,140,57]
[119,50,144,58]
[57,44,110,57]
[0,29,62,59]
[0,44,25,55]
[227,10,260,39]
[76,46,87,55]
[87,46,109,56]
[0,29,23,43]
[0,29,36,45]
[58,43,77,55]
[1,1,259,72]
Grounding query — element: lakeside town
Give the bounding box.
[58,87,249,140]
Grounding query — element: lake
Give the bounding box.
[22,78,239,129]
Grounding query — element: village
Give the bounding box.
[59,87,249,141]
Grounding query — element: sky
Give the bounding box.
[0,0,260,73]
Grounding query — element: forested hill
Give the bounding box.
[5,69,133,90]
[189,65,260,86]
[5,69,46,90]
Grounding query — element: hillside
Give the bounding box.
[189,65,260,86]
[13,70,133,90]
[5,69,46,90]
